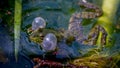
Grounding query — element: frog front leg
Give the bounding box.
[82,25,107,47]
[99,26,107,47]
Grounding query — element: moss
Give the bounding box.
[71,54,108,68]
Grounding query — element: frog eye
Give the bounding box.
[41,33,57,52]
[32,17,46,30]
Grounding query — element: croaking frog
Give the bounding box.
[27,0,107,47]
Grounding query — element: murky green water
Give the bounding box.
[0,0,120,68]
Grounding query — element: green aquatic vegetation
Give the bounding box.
[71,54,108,68]
[14,0,22,61]
[71,53,120,68]
[96,0,120,47]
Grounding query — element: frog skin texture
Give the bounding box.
[28,0,107,46]
[67,0,107,46]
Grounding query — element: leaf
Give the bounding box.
[14,0,22,61]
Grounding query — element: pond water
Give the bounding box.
[0,0,120,68]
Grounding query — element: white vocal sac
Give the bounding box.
[32,17,46,30]
[41,33,57,52]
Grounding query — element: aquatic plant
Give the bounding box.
[97,0,120,48]
[71,54,109,68]
[14,0,22,61]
